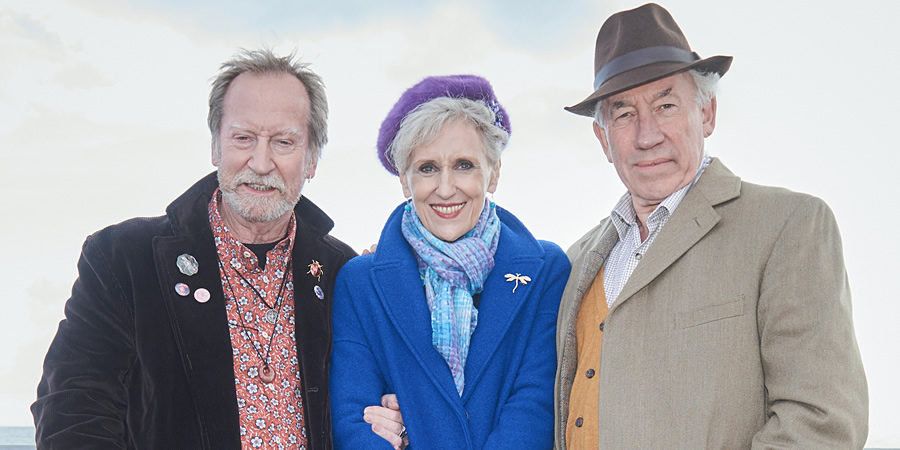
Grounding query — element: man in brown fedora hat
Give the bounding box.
[554,3,868,448]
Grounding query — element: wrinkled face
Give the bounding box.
[213,72,316,224]
[595,72,716,211]
[400,120,500,242]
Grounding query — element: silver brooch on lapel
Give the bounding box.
[176,253,199,276]
[504,273,531,293]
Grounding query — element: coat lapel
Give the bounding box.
[372,251,462,401]
[154,231,241,444]
[462,227,543,401]
[370,207,462,401]
[556,220,617,406]
[612,159,742,310]
[572,223,619,303]
[560,220,618,350]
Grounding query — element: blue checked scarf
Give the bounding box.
[401,200,501,395]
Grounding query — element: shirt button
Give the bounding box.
[634,252,642,260]
[586,369,595,378]
[575,417,584,427]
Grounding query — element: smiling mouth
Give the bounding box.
[432,203,465,217]
[244,183,278,192]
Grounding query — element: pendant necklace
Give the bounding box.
[231,260,291,324]
[222,259,292,384]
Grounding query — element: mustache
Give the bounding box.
[228,170,286,193]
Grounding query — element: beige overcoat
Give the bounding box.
[554,158,868,449]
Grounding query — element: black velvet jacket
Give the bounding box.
[32,173,356,449]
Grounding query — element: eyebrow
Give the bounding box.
[227,124,252,134]
[227,125,304,138]
[276,128,304,138]
[611,87,674,109]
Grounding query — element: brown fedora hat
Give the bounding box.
[566,3,733,117]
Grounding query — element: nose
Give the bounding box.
[635,114,664,150]
[247,138,276,174]
[435,170,456,199]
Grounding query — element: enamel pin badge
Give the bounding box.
[194,288,210,303]
[504,273,531,293]
[174,283,190,297]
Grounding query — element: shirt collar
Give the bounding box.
[610,154,712,240]
[208,188,297,272]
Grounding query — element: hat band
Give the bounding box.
[593,46,699,90]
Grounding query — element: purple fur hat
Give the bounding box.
[376,74,511,176]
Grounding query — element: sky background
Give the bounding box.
[1,0,897,446]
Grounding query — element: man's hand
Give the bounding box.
[363,394,408,449]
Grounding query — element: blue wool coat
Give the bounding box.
[331,205,569,449]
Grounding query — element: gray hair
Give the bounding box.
[390,96,508,176]
[208,48,328,166]
[594,69,720,128]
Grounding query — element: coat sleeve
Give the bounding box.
[483,243,571,449]
[752,196,868,448]
[31,235,135,449]
[330,258,395,450]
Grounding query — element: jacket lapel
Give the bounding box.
[572,223,619,303]
[372,252,463,400]
[370,206,462,401]
[462,226,544,400]
[290,234,330,386]
[154,232,241,444]
[611,159,742,310]
[557,220,617,398]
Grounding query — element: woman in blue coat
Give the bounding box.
[330,75,570,449]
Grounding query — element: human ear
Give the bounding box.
[399,172,412,198]
[211,144,220,167]
[702,96,717,138]
[593,121,613,163]
[305,160,318,180]
[487,160,501,193]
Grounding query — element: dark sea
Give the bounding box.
[0,427,34,449]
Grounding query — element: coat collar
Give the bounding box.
[370,204,547,403]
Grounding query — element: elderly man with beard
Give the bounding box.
[32,48,355,450]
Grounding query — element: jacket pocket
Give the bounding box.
[676,299,743,329]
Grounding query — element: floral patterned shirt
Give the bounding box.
[209,190,307,449]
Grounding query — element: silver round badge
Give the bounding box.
[176,254,199,276]
[314,285,324,300]
[265,309,279,324]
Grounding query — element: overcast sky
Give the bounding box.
[1,0,897,446]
